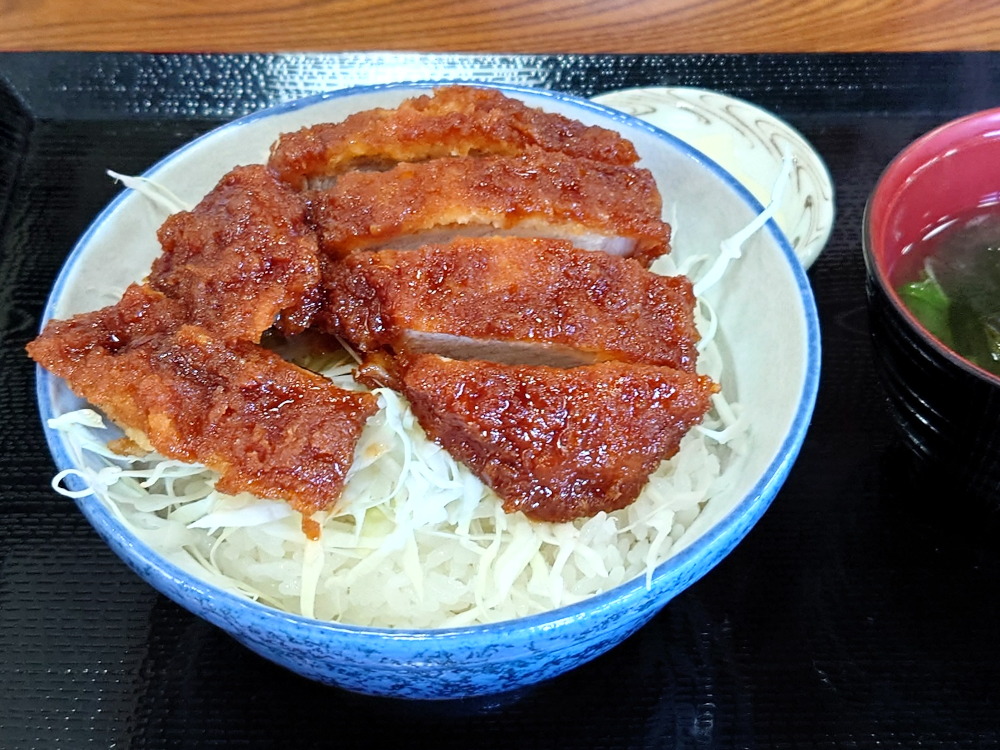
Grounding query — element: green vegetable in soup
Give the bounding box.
[897,217,1000,376]
[897,275,953,346]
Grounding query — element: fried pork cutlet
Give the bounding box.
[27,284,378,517]
[321,237,699,371]
[267,85,640,191]
[306,150,669,264]
[397,354,717,522]
[151,164,323,341]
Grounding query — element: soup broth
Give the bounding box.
[894,203,1000,377]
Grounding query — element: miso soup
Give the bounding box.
[894,204,1000,377]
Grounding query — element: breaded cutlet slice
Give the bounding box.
[268,85,640,190]
[151,164,324,341]
[397,353,717,522]
[27,283,378,517]
[322,236,699,372]
[307,150,669,265]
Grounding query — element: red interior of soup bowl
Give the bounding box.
[865,106,1000,382]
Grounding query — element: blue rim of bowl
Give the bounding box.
[35,80,821,645]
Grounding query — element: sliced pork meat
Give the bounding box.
[27,284,379,517]
[321,237,699,371]
[307,150,669,265]
[151,164,323,341]
[27,88,713,527]
[268,85,640,191]
[397,354,717,522]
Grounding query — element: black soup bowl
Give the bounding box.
[864,107,1000,510]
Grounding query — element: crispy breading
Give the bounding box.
[321,237,699,371]
[268,85,640,190]
[27,284,378,516]
[398,354,717,522]
[151,164,323,341]
[307,150,669,264]
[29,88,711,525]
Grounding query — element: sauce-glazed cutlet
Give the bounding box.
[397,354,717,522]
[322,236,699,371]
[150,164,323,341]
[267,85,640,191]
[27,284,378,517]
[307,151,669,265]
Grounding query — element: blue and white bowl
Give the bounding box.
[35,82,820,700]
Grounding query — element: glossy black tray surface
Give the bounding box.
[1,52,998,749]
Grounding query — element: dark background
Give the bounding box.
[1,53,998,748]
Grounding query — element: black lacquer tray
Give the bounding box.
[1,52,998,749]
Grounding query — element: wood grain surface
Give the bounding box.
[2,0,999,53]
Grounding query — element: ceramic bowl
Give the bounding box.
[35,82,820,700]
[864,107,1000,509]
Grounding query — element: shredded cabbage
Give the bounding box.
[106,170,193,214]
